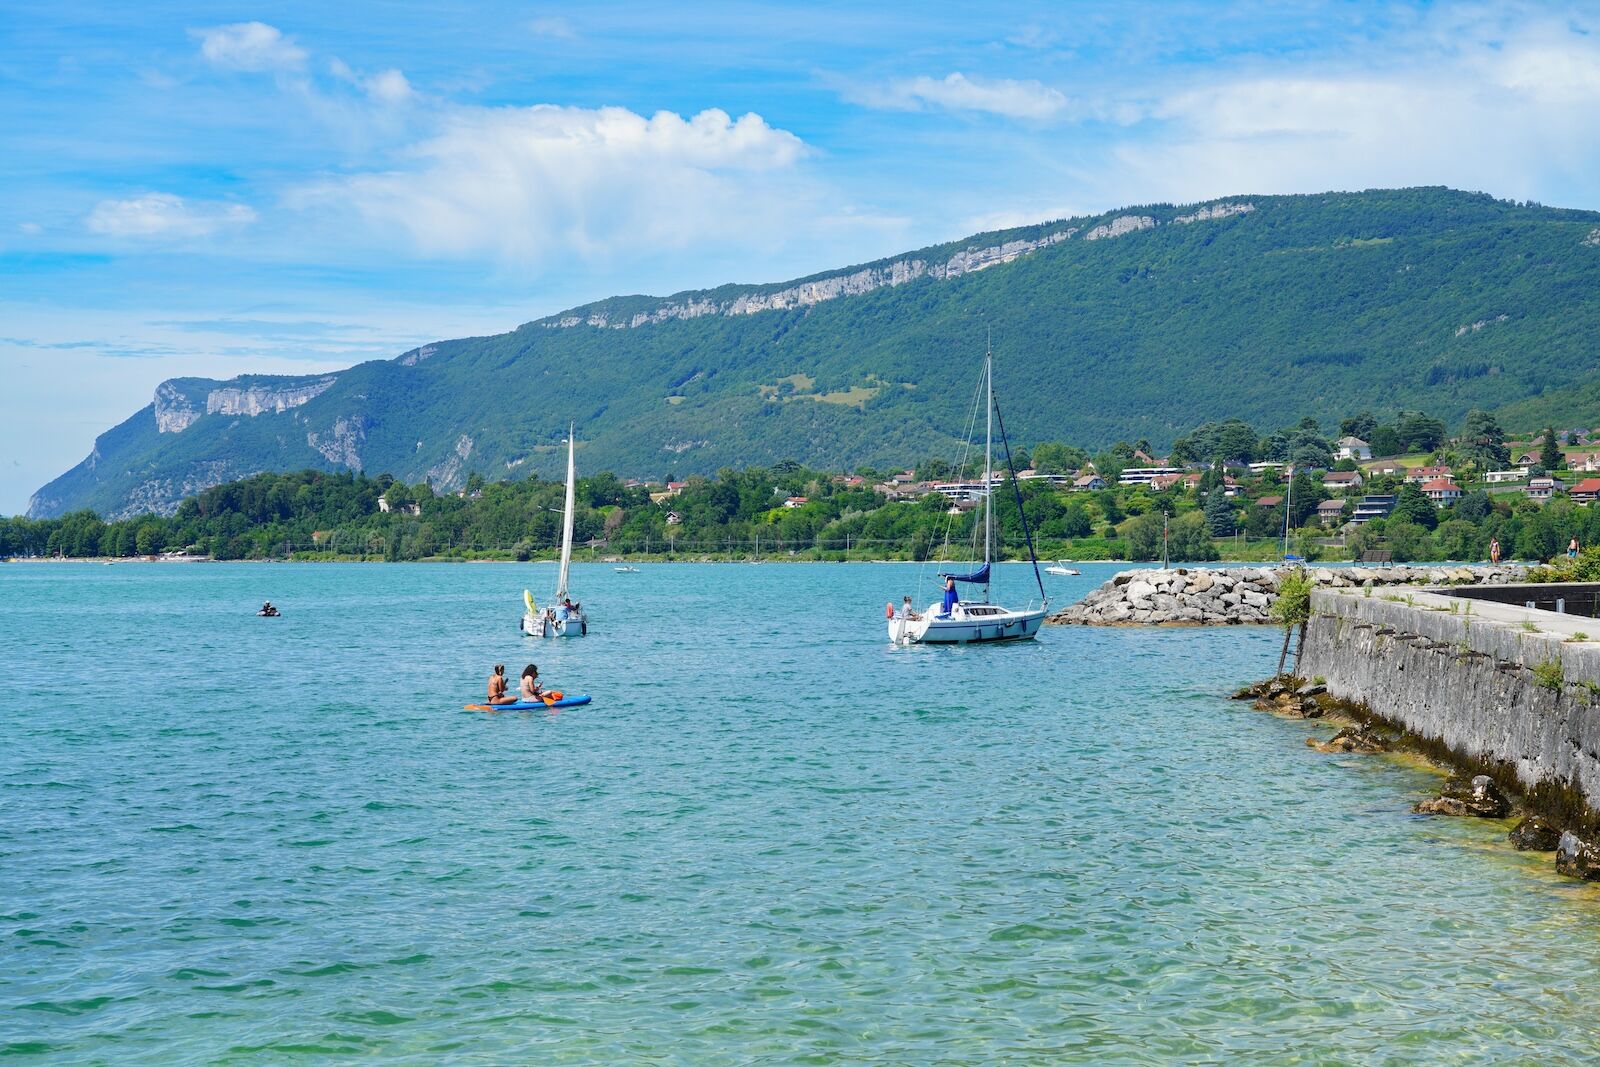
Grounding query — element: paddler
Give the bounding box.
[519,664,564,706]
[486,664,517,705]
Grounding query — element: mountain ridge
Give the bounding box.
[32,186,1600,519]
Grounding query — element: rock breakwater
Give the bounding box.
[1048,564,1526,626]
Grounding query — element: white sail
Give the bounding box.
[555,426,576,601]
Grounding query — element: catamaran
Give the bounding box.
[522,426,589,638]
[888,340,1048,645]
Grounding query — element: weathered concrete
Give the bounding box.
[1049,564,1525,626]
[1301,585,1600,812]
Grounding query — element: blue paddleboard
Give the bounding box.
[464,695,591,711]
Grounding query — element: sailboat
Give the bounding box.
[888,341,1048,645]
[521,426,588,638]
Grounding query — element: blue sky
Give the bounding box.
[4,1,1600,513]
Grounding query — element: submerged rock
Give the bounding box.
[1413,775,1512,818]
[1307,726,1388,753]
[1509,815,1563,851]
[1556,832,1600,880]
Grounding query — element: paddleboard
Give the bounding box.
[523,588,536,614]
[463,695,591,711]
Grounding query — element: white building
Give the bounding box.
[1118,466,1186,486]
[1335,436,1372,461]
[1483,468,1529,484]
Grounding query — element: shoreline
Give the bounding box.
[1236,675,1600,884]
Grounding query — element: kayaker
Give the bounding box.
[486,664,516,705]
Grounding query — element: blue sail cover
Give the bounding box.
[940,564,990,584]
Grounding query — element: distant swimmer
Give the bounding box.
[257,601,280,617]
[486,664,517,705]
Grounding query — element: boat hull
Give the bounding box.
[889,605,1047,645]
[522,613,588,638]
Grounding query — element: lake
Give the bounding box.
[4,561,1600,1064]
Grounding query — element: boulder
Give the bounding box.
[1414,796,1471,816]
[1509,815,1563,851]
[1190,573,1214,593]
[1307,726,1388,753]
[1412,775,1509,818]
[1556,832,1600,881]
[1125,580,1156,604]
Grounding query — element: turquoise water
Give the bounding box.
[4,561,1600,1064]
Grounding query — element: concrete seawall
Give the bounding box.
[1301,586,1600,811]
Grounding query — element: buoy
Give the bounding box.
[885,602,895,620]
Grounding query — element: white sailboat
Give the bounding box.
[889,342,1049,645]
[522,426,589,638]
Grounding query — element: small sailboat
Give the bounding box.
[888,339,1048,645]
[522,427,588,638]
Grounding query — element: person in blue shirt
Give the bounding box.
[941,576,959,616]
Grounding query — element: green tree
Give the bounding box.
[1339,413,1378,439]
[1540,426,1564,471]
[1390,483,1438,530]
[1167,512,1218,561]
[1203,491,1236,536]
[1460,409,1509,470]
[1120,512,1164,561]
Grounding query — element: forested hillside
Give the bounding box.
[30,187,1600,520]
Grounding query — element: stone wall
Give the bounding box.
[1301,587,1600,811]
[1048,565,1525,626]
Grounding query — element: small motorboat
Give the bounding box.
[1045,563,1080,576]
[614,565,640,573]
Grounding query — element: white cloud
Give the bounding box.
[329,59,414,105]
[363,69,414,105]
[528,16,577,40]
[857,72,1068,120]
[191,22,307,73]
[86,193,257,239]
[1085,19,1600,209]
[294,105,812,262]
[18,222,42,235]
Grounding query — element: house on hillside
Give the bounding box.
[1484,468,1529,484]
[1072,474,1106,492]
[1527,476,1559,502]
[1322,470,1364,493]
[1406,465,1452,484]
[1369,461,1408,478]
[1336,436,1372,461]
[1570,452,1600,473]
[1570,478,1600,505]
[1421,478,1462,505]
[1316,499,1347,526]
[1118,466,1185,486]
[1247,461,1285,477]
[1149,474,1185,492]
[1132,449,1162,465]
[1352,495,1397,524]
[783,496,808,509]
[1255,495,1283,510]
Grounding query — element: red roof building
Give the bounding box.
[1570,478,1600,505]
[1421,478,1462,504]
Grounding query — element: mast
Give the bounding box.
[1282,463,1293,557]
[556,424,576,600]
[983,331,994,598]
